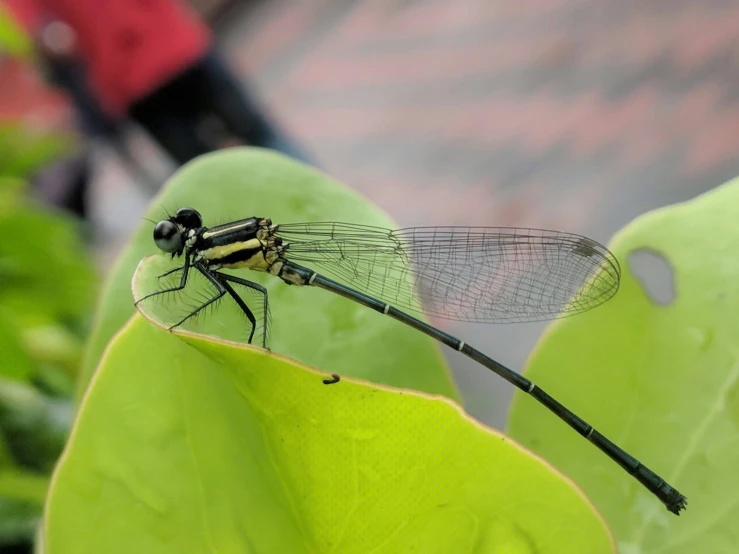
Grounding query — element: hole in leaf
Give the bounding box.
[628,248,675,306]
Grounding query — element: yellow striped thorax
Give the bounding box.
[193,217,286,273]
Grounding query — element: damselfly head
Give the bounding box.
[172,208,203,230]
[153,208,203,256]
[153,219,183,255]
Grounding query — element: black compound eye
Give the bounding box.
[153,220,182,253]
[174,208,202,230]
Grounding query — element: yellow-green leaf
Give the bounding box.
[45,314,615,553]
[508,176,739,553]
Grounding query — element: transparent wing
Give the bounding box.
[274,223,621,324]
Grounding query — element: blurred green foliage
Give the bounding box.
[0,4,32,59]
[0,122,98,550]
[0,124,71,182]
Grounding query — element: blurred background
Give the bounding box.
[1,0,738,550]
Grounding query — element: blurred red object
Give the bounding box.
[2,0,212,118]
[0,57,70,129]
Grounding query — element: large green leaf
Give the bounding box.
[79,147,458,402]
[44,314,615,553]
[507,176,739,552]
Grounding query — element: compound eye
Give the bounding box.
[153,220,181,253]
[174,208,202,230]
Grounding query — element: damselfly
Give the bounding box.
[135,207,687,515]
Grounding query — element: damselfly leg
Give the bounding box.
[136,256,269,348]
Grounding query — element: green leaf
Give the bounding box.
[0,124,71,179]
[0,191,98,335]
[0,177,27,213]
[0,468,49,506]
[0,377,71,473]
[0,182,97,391]
[21,325,84,379]
[0,5,32,59]
[0,496,40,545]
[0,309,34,380]
[45,315,615,553]
[507,176,739,552]
[78,147,458,402]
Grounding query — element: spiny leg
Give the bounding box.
[217,273,269,348]
[167,264,227,329]
[136,254,192,305]
[216,278,258,345]
[158,265,185,279]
